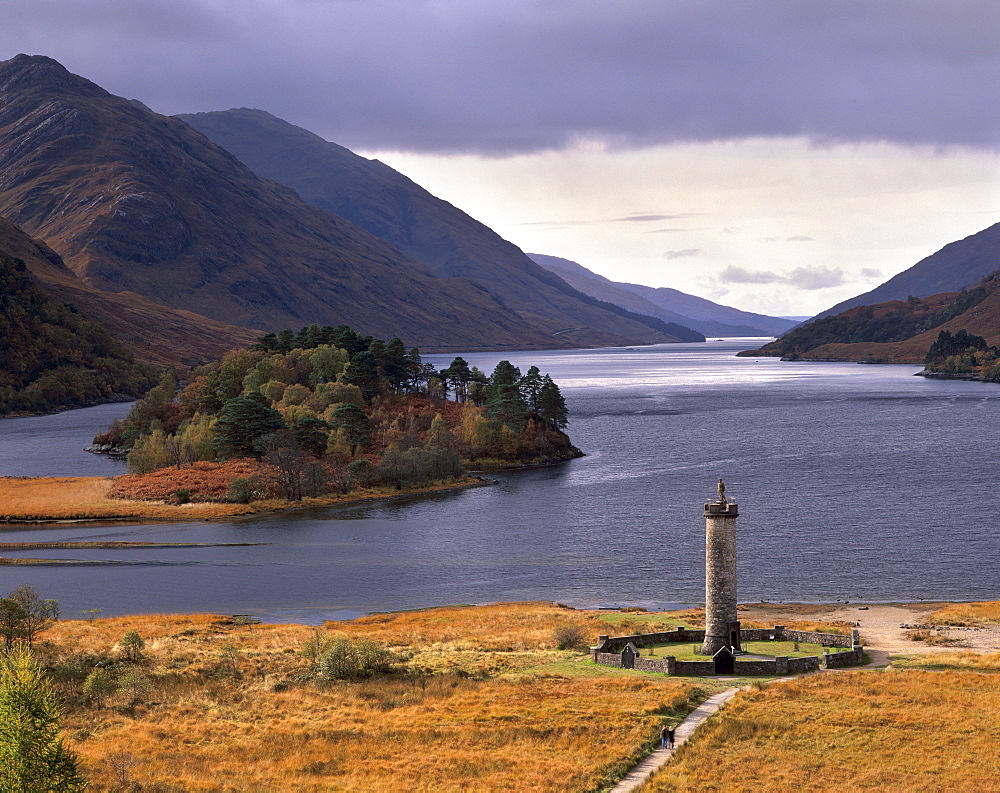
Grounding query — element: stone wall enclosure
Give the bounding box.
[591,625,864,676]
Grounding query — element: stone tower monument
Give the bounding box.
[700,479,741,656]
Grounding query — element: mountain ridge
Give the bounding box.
[816,223,1000,319]
[527,253,797,337]
[0,213,259,367]
[738,269,1000,364]
[0,54,665,355]
[175,108,701,344]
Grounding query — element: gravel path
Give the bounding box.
[608,686,746,793]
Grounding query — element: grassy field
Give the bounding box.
[28,601,994,789]
[928,600,1000,627]
[641,640,825,661]
[647,669,1000,791]
[0,475,481,523]
[0,476,251,521]
[38,603,721,791]
[891,651,1000,672]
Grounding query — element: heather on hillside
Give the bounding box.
[0,257,159,415]
[99,324,580,503]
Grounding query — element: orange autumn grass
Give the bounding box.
[0,476,250,521]
[647,669,1000,791]
[927,600,1000,627]
[45,603,711,791]
[0,474,482,523]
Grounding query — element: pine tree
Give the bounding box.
[442,357,473,402]
[382,338,410,391]
[343,351,381,402]
[519,365,544,412]
[293,416,330,458]
[0,644,86,792]
[211,393,286,459]
[485,361,527,429]
[537,375,569,430]
[329,404,372,455]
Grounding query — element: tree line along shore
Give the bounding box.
[1,324,581,523]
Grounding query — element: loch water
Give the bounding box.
[1,339,997,623]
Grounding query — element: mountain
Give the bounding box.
[816,223,1000,319]
[0,224,161,414]
[528,253,797,337]
[175,108,702,345]
[738,270,1000,364]
[0,213,258,367]
[0,55,676,356]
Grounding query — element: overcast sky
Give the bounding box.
[4,0,999,315]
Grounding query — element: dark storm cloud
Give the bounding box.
[3,0,998,153]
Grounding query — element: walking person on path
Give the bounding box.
[660,725,669,750]
[666,725,676,749]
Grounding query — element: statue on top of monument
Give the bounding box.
[717,478,727,504]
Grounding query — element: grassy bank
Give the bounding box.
[0,474,486,523]
[40,603,717,791]
[646,669,1000,791]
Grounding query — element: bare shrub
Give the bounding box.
[552,624,589,650]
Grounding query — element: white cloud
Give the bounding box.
[369,138,1000,315]
[664,249,701,260]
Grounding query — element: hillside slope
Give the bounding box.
[528,253,796,337]
[0,54,619,353]
[0,237,160,414]
[176,108,700,344]
[0,215,257,367]
[816,223,1000,319]
[739,271,1000,364]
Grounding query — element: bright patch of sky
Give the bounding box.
[367,140,1000,315]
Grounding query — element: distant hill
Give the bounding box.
[176,108,702,345]
[0,230,160,414]
[816,223,1000,318]
[739,270,1000,364]
[528,253,797,337]
[0,55,668,355]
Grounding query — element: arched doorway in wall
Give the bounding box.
[713,646,735,674]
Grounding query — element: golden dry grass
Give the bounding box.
[928,600,1000,627]
[647,669,1000,792]
[0,475,483,524]
[893,652,1000,672]
[0,476,250,521]
[38,604,703,791]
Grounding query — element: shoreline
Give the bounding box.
[25,599,991,626]
[0,475,493,526]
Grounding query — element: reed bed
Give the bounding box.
[648,669,1000,791]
